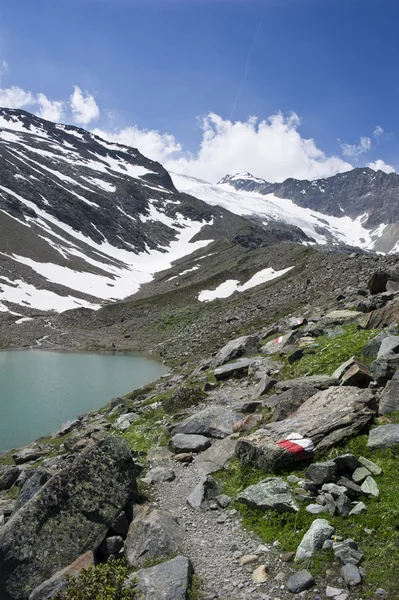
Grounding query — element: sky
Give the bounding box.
[0,0,398,183]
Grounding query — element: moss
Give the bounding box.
[162,386,206,414]
[279,324,380,379]
[54,560,134,600]
[0,452,14,466]
[3,485,19,500]
[124,381,157,402]
[188,575,203,600]
[121,408,169,454]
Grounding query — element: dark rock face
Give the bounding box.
[0,436,138,600]
[11,469,51,515]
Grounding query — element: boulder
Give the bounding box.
[295,519,335,561]
[125,505,183,568]
[236,387,376,473]
[12,447,48,465]
[261,331,300,355]
[341,563,362,587]
[195,436,237,475]
[98,535,124,556]
[370,356,399,386]
[28,552,94,600]
[272,386,321,422]
[171,406,241,439]
[362,331,390,359]
[368,271,390,295]
[287,317,308,330]
[333,539,363,565]
[352,467,370,484]
[379,378,399,414]
[349,501,367,516]
[319,310,363,327]
[12,469,51,515]
[211,335,259,368]
[187,475,221,510]
[254,375,277,397]
[360,476,379,497]
[377,336,399,359]
[0,437,138,600]
[237,477,298,514]
[248,357,283,378]
[115,413,139,432]
[335,494,352,517]
[332,357,373,387]
[358,456,382,475]
[368,424,399,449]
[125,556,193,600]
[51,419,80,438]
[141,466,176,484]
[0,467,19,492]
[214,358,254,380]
[110,511,130,538]
[306,461,337,486]
[286,570,315,593]
[169,434,211,454]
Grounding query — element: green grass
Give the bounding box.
[0,452,14,466]
[279,324,380,379]
[121,407,169,454]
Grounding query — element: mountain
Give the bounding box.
[218,170,399,253]
[0,108,302,316]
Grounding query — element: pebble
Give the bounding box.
[252,565,269,583]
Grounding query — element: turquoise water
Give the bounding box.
[0,350,166,453]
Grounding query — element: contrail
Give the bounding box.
[230,2,268,121]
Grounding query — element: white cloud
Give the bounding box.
[36,93,64,122]
[70,86,100,126]
[0,85,34,108]
[163,112,352,183]
[373,125,384,138]
[340,136,372,157]
[368,159,395,174]
[92,125,182,163]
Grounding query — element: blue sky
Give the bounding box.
[0,0,397,182]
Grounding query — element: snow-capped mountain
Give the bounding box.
[0,109,299,315]
[218,171,399,253]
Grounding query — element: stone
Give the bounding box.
[379,378,399,415]
[214,358,254,380]
[171,406,241,439]
[368,271,390,295]
[326,587,345,598]
[174,453,194,463]
[287,348,305,364]
[306,504,328,515]
[333,539,363,565]
[352,467,371,484]
[236,387,376,473]
[237,477,298,514]
[341,563,362,586]
[252,565,269,583]
[211,335,259,368]
[371,356,399,386]
[169,433,211,454]
[115,413,139,432]
[377,336,399,359]
[12,447,47,465]
[332,357,373,387]
[335,494,352,517]
[99,535,124,556]
[295,519,335,561]
[12,469,51,515]
[51,419,80,438]
[195,436,237,475]
[361,476,379,497]
[368,424,399,449]
[141,466,176,485]
[125,555,193,600]
[261,331,299,355]
[319,310,363,327]
[110,511,130,538]
[215,494,232,508]
[187,475,221,510]
[281,551,295,562]
[254,375,277,397]
[288,317,308,329]
[125,505,183,568]
[0,436,138,600]
[28,552,94,600]
[286,570,315,593]
[349,501,367,515]
[275,376,338,391]
[362,331,390,359]
[336,477,362,499]
[306,461,337,486]
[272,385,322,422]
[0,467,19,492]
[239,554,258,566]
[375,588,388,597]
[333,454,361,474]
[358,456,382,475]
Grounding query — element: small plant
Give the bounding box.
[54,560,134,600]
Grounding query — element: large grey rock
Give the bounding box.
[51,419,80,438]
[377,336,399,359]
[341,563,362,587]
[333,539,363,565]
[195,436,237,475]
[125,556,193,600]
[379,378,399,415]
[332,357,373,387]
[368,424,399,449]
[0,436,138,600]
[12,469,51,515]
[286,570,315,593]
[211,335,259,368]
[370,355,399,386]
[360,475,379,497]
[187,475,221,510]
[254,374,277,397]
[0,467,19,492]
[333,454,361,475]
[28,552,94,600]
[141,466,176,484]
[358,456,382,475]
[362,330,390,359]
[237,478,298,514]
[295,519,335,561]
[169,434,211,454]
[319,310,363,327]
[12,447,48,465]
[272,385,321,422]
[171,406,241,439]
[214,358,254,380]
[236,387,376,473]
[306,461,337,486]
[261,330,299,355]
[125,505,184,568]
